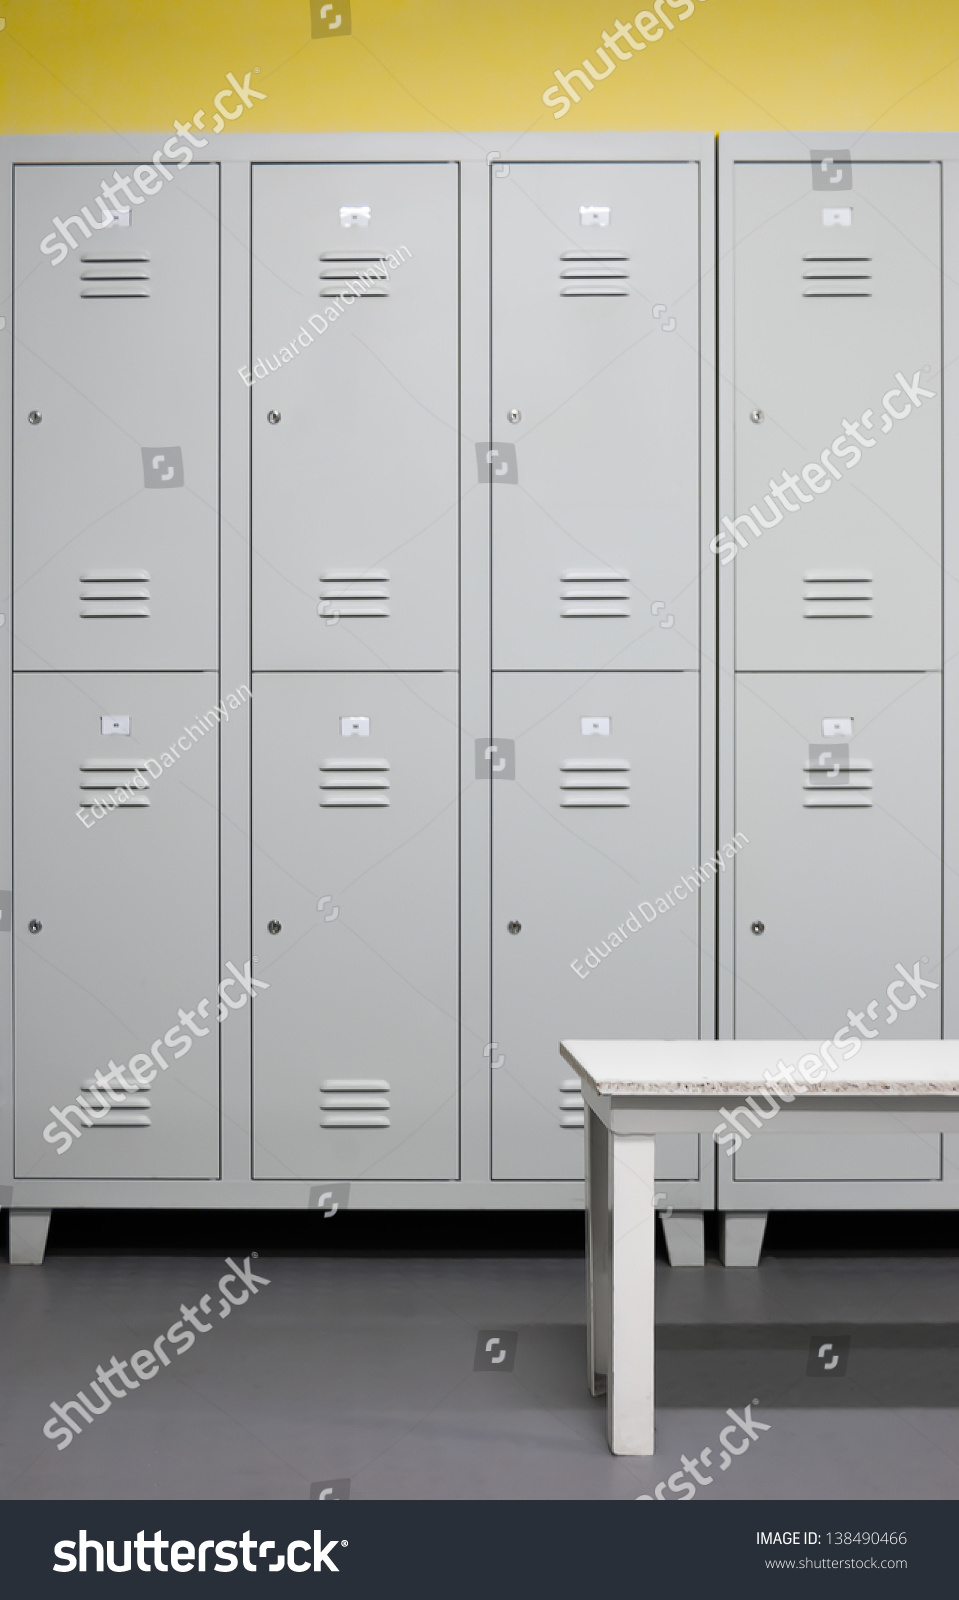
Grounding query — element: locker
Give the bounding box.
[251,164,458,671]
[252,672,458,1179]
[734,672,941,1039]
[491,162,702,672]
[491,672,701,1179]
[731,162,941,672]
[13,673,220,1178]
[13,164,218,671]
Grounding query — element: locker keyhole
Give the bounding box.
[507,920,521,935]
[751,920,765,935]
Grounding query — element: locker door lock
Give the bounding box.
[506,409,522,424]
[750,920,765,935]
[28,411,42,425]
[267,410,281,425]
[507,920,521,935]
[268,919,282,935]
[28,919,42,934]
[749,409,764,424]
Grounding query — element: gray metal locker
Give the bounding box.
[734,672,942,1038]
[252,671,458,1179]
[12,164,218,672]
[717,134,955,1245]
[730,161,941,673]
[0,131,716,1255]
[251,163,458,672]
[491,671,701,1180]
[491,161,701,672]
[13,672,220,1179]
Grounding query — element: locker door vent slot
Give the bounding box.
[559,1076,585,1128]
[803,570,873,619]
[559,252,629,296]
[79,253,152,298]
[560,569,630,618]
[560,759,630,808]
[320,1077,391,1127]
[802,757,873,808]
[320,758,390,807]
[802,256,873,298]
[79,570,151,619]
[79,759,152,808]
[319,252,390,297]
[78,1077,152,1126]
[319,568,390,619]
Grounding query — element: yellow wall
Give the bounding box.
[1,0,957,135]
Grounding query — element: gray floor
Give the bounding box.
[2,1248,958,1500]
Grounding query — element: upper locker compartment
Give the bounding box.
[491,162,701,671]
[13,163,218,671]
[251,164,459,671]
[731,161,942,671]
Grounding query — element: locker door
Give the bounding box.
[13,165,218,671]
[252,673,458,1178]
[492,672,700,1180]
[14,673,220,1178]
[732,162,941,671]
[251,164,458,671]
[491,162,701,672]
[734,673,942,1038]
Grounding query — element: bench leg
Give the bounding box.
[585,1107,609,1396]
[720,1211,767,1267]
[9,1208,52,1265]
[607,1132,656,1455]
[662,1210,705,1267]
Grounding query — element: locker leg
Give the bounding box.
[585,1107,609,1396]
[720,1211,767,1267]
[607,1132,656,1455]
[9,1208,52,1265]
[661,1210,705,1267]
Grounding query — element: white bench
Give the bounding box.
[561,1038,959,1456]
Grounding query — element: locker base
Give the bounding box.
[661,1211,705,1266]
[719,1211,767,1267]
[8,1208,51,1265]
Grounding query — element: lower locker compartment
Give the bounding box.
[13,672,220,1179]
[252,672,458,1179]
[734,672,942,1040]
[492,671,702,1180]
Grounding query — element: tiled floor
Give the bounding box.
[2,1248,958,1500]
